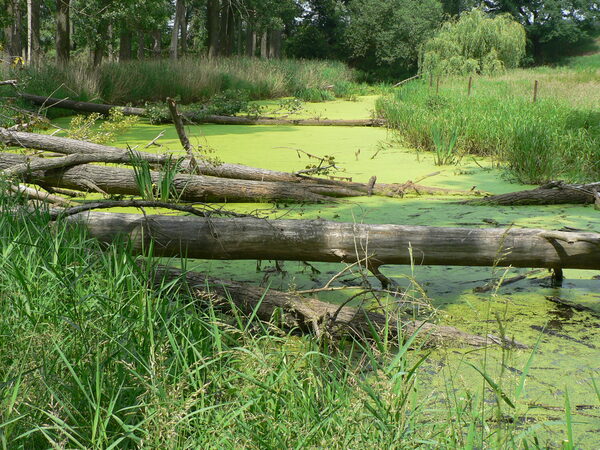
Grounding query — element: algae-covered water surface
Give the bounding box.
[61,95,600,444]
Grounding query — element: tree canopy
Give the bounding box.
[0,0,598,77]
[421,8,526,76]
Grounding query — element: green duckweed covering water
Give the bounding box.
[50,96,600,445]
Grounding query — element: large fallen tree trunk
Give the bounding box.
[154,266,525,348]
[465,181,600,206]
[0,128,479,198]
[20,93,384,127]
[65,211,600,271]
[0,153,357,202]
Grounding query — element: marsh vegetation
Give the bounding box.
[1,1,600,448]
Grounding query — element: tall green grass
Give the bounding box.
[376,74,600,183]
[0,185,591,447]
[12,57,359,106]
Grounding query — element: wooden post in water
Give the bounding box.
[467,76,473,97]
[533,80,539,102]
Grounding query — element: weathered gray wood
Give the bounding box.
[1,129,478,198]
[0,152,348,202]
[465,182,600,206]
[20,93,385,127]
[155,266,526,348]
[0,128,167,164]
[20,93,146,116]
[66,211,600,270]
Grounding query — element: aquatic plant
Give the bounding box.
[376,69,600,183]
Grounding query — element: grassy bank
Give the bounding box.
[6,57,362,106]
[0,188,589,448]
[376,58,600,184]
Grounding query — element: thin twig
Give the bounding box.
[49,200,250,220]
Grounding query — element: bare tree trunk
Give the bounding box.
[56,0,70,66]
[170,0,185,59]
[207,0,220,58]
[27,0,40,65]
[464,182,600,206]
[268,29,281,59]
[119,30,132,61]
[137,31,145,59]
[1,128,474,199]
[154,266,522,347]
[260,31,268,58]
[218,2,230,55]
[0,153,338,203]
[245,23,256,56]
[65,211,600,271]
[6,0,23,59]
[180,7,188,56]
[152,30,161,58]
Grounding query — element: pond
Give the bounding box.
[58,94,600,444]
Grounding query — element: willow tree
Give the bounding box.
[420,8,525,76]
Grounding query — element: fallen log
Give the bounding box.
[20,93,146,116]
[0,152,357,202]
[154,265,526,348]
[64,211,600,271]
[20,93,385,127]
[464,181,600,206]
[1,129,479,198]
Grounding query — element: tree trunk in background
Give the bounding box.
[268,29,281,59]
[207,0,220,58]
[235,14,242,55]
[56,0,70,66]
[260,31,268,58]
[6,0,23,59]
[245,23,256,56]
[27,0,40,64]
[137,31,145,59]
[170,0,185,59]
[92,21,108,67]
[119,30,132,61]
[218,2,229,55]
[152,30,161,58]
[225,5,235,55]
[180,7,189,56]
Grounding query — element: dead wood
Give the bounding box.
[166,97,200,173]
[545,296,600,317]
[1,129,479,198]
[152,265,527,348]
[20,93,385,127]
[473,269,543,293]
[62,211,600,271]
[464,181,600,206]
[0,80,18,87]
[20,93,146,116]
[8,183,73,206]
[0,152,348,202]
[50,200,248,219]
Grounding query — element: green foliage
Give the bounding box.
[431,125,461,165]
[346,0,444,79]
[482,0,600,62]
[66,108,138,144]
[376,75,600,184]
[0,190,593,447]
[421,8,526,76]
[128,151,182,202]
